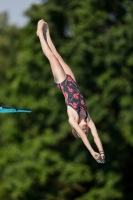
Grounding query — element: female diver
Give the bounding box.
[37,19,105,163]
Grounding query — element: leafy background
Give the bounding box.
[0,0,133,199]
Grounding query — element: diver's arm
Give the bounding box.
[69,117,102,163]
[88,119,105,160]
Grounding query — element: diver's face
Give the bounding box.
[79,120,89,136]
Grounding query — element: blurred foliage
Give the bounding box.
[0,0,133,199]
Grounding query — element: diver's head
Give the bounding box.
[78,120,89,136]
[72,125,90,140]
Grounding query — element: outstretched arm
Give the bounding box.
[88,119,105,161]
[69,117,103,163]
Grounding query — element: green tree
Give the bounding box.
[0,0,133,200]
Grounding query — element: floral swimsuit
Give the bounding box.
[56,74,88,118]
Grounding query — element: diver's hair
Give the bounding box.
[72,127,91,140]
[72,128,81,140]
[71,127,91,140]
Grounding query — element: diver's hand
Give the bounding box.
[91,151,105,163]
[100,152,105,163]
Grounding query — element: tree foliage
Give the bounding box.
[0,0,133,199]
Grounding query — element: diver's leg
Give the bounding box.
[45,22,76,81]
[37,20,66,83]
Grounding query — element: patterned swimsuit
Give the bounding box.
[56,74,88,118]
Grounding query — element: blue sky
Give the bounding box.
[0,0,41,27]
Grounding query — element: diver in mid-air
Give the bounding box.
[37,19,105,164]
